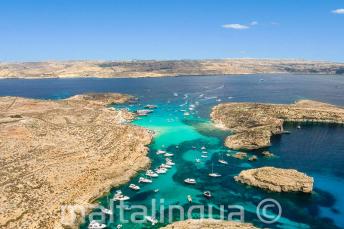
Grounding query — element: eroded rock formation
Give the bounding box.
[234,167,314,193]
[211,100,344,150]
[0,93,152,228]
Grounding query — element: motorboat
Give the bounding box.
[184,178,197,184]
[201,155,208,158]
[203,191,212,198]
[146,170,159,177]
[165,159,175,166]
[144,104,157,109]
[136,109,153,116]
[184,112,190,116]
[202,151,208,154]
[187,195,192,203]
[88,220,106,229]
[201,146,206,150]
[164,152,174,157]
[156,150,166,155]
[113,190,130,201]
[155,168,167,174]
[101,208,112,215]
[195,158,201,163]
[218,159,228,165]
[145,216,158,225]
[161,164,172,169]
[129,183,140,190]
[139,177,152,183]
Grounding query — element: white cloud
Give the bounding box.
[332,8,344,14]
[250,21,258,26]
[222,24,250,30]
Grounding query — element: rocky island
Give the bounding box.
[162,219,258,229]
[0,93,152,228]
[0,59,344,78]
[211,100,344,150]
[234,167,314,193]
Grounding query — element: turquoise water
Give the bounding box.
[0,75,343,228]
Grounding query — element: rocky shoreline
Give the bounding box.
[0,93,152,228]
[162,219,258,229]
[234,167,314,193]
[211,100,344,150]
[1,59,344,78]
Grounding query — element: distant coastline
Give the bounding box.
[1,59,344,79]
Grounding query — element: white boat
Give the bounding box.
[101,208,112,215]
[202,151,208,154]
[209,163,222,177]
[195,158,201,163]
[116,224,123,229]
[113,191,130,201]
[139,177,152,183]
[146,170,159,177]
[145,216,158,225]
[187,195,192,203]
[184,178,197,184]
[136,109,153,116]
[144,104,157,109]
[88,220,106,229]
[173,92,179,97]
[201,146,206,150]
[155,168,167,174]
[184,112,190,116]
[218,159,228,165]
[129,183,140,190]
[165,159,175,166]
[156,150,166,155]
[164,153,174,157]
[201,155,208,158]
[297,125,301,129]
[161,164,172,169]
[203,191,212,198]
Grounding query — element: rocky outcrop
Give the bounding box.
[0,93,152,228]
[162,219,258,229]
[211,100,344,150]
[0,59,344,78]
[234,167,314,193]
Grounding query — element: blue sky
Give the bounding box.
[0,0,343,61]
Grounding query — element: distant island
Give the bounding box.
[0,59,344,78]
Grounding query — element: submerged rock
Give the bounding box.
[0,93,152,228]
[211,100,344,150]
[162,219,258,229]
[234,167,314,193]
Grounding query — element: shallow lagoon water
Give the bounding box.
[0,74,344,228]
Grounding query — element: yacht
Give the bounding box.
[145,216,158,225]
[155,167,167,174]
[165,159,175,166]
[88,220,106,229]
[113,190,130,201]
[209,163,222,177]
[184,112,190,116]
[136,109,153,116]
[184,178,197,184]
[201,155,208,158]
[164,152,174,157]
[156,150,166,155]
[144,104,157,109]
[101,208,112,215]
[201,146,206,150]
[129,183,140,190]
[146,170,159,177]
[203,191,212,198]
[218,159,228,165]
[161,164,172,169]
[202,151,208,154]
[139,177,152,183]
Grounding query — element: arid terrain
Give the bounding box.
[0,93,152,228]
[0,59,344,78]
[211,100,344,150]
[162,219,258,229]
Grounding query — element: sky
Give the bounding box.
[0,0,343,62]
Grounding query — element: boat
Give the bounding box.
[161,163,172,169]
[209,163,222,177]
[195,158,201,163]
[116,224,123,229]
[201,146,206,150]
[184,112,190,116]
[129,183,140,190]
[88,220,106,229]
[145,216,158,225]
[164,152,174,157]
[139,177,152,183]
[202,151,208,154]
[297,125,301,129]
[187,195,192,203]
[144,104,157,109]
[173,92,178,97]
[184,178,196,184]
[155,167,167,174]
[165,159,175,166]
[156,150,166,155]
[201,155,208,158]
[218,159,228,165]
[101,208,112,215]
[113,190,130,201]
[136,109,153,116]
[154,189,159,193]
[146,170,159,177]
[192,146,196,149]
[203,191,212,198]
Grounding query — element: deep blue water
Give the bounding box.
[1,74,344,228]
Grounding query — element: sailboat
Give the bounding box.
[218,153,228,165]
[208,163,222,177]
